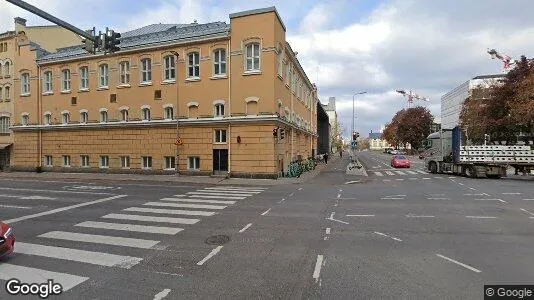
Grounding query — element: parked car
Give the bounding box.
[0,221,15,259]
[391,155,411,168]
[390,150,399,155]
[384,148,394,154]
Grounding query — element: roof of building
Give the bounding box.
[369,132,382,139]
[472,74,505,80]
[37,21,230,63]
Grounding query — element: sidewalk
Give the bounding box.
[0,156,340,186]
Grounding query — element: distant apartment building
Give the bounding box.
[322,96,338,153]
[0,17,82,169]
[9,7,319,178]
[368,130,391,151]
[441,74,504,129]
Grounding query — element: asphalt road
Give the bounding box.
[0,152,533,299]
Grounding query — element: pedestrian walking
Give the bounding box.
[339,149,343,158]
[324,153,329,164]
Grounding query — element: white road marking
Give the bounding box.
[337,193,341,198]
[502,192,521,195]
[416,170,427,174]
[436,254,481,273]
[345,180,361,184]
[466,216,497,219]
[278,198,285,203]
[102,213,200,224]
[380,197,404,200]
[325,228,331,234]
[0,264,89,291]
[409,178,417,180]
[434,177,443,179]
[160,198,236,205]
[422,178,431,180]
[153,289,172,300]
[406,171,417,175]
[469,187,477,191]
[428,193,445,196]
[448,176,456,179]
[406,214,435,218]
[198,189,261,194]
[458,182,464,186]
[239,223,253,233]
[395,171,406,175]
[346,214,375,217]
[144,202,227,210]
[427,198,450,200]
[205,186,266,191]
[183,193,245,200]
[0,204,32,209]
[16,242,142,268]
[289,192,295,197]
[312,255,324,282]
[261,208,271,216]
[385,171,395,175]
[0,187,114,195]
[197,246,223,266]
[374,172,384,176]
[76,221,182,235]
[373,231,402,242]
[464,193,484,196]
[474,199,508,203]
[383,179,391,182]
[482,193,491,196]
[396,179,404,181]
[123,207,215,216]
[5,195,128,224]
[520,208,534,216]
[297,187,303,191]
[523,199,534,201]
[39,231,160,249]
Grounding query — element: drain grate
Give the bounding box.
[205,235,230,245]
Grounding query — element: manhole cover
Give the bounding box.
[205,235,230,245]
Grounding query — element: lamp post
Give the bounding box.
[352,91,366,139]
[170,51,180,173]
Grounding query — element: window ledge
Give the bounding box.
[243,70,262,76]
[185,77,200,82]
[4,75,11,78]
[100,166,109,169]
[163,168,176,171]
[20,93,30,97]
[97,86,109,91]
[210,75,227,80]
[277,74,283,80]
[121,167,131,170]
[79,88,90,92]
[285,83,290,89]
[142,168,153,170]
[162,79,176,85]
[117,84,131,89]
[213,142,228,145]
[63,165,71,168]
[60,90,71,94]
[139,82,152,87]
[42,92,54,96]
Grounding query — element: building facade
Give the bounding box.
[322,96,339,153]
[368,131,391,151]
[0,18,82,169]
[10,7,318,179]
[441,74,504,129]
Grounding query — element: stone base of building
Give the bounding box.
[229,171,278,179]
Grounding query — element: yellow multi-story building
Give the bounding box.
[0,17,82,169]
[10,7,319,178]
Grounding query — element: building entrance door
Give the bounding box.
[213,149,228,173]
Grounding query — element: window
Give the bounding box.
[21,73,30,94]
[213,49,226,75]
[44,155,52,167]
[214,103,224,117]
[0,63,2,76]
[21,115,29,126]
[142,156,152,169]
[44,113,51,125]
[99,64,109,87]
[141,58,152,83]
[164,107,173,120]
[142,107,151,121]
[214,129,227,143]
[188,156,200,170]
[2,86,7,100]
[119,61,130,84]
[0,117,9,133]
[43,71,53,92]
[278,50,283,76]
[285,64,291,85]
[164,156,176,170]
[163,56,175,80]
[0,87,2,100]
[121,109,129,122]
[80,155,89,167]
[187,52,200,78]
[100,156,109,168]
[79,67,89,89]
[120,156,130,168]
[61,112,70,124]
[62,155,71,167]
[61,69,71,91]
[4,61,10,76]
[245,43,260,71]
[100,110,108,123]
[80,111,88,124]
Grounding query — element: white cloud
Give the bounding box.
[299,3,330,33]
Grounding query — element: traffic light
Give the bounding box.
[81,28,96,54]
[352,132,358,141]
[106,29,121,53]
[280,129,285,139]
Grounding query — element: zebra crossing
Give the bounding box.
[373,169,428,177]
[0,185,267,293]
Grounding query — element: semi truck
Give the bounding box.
[423,126,534,178]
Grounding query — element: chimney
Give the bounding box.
[14,17,27,33]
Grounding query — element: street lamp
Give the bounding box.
[352,92,366,137]
[170,51,180,174]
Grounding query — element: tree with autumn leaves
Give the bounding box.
[459,56,534,144]
[383,107,434,152]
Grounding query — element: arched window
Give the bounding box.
[120,109,129,122]
[21,114,29,126]
[4,86,10,100]
[100,109,108,123]
[245,43,260,71]
[43,113,52,125]
[0,63,3,76]
[4,61,10,76]
[79,110,88,124]
[0,116,10,133]
[20,73,30,94]
[164,106,174,120]
[141,107,151,121]
[213,100,225,117]
[61,111,70,124]
[163,56,175,80]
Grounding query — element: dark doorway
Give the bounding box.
[213,149,228,173]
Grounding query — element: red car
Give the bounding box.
[391,155,411,168]
[0,222,15,259]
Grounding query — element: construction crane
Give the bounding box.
[396,89,430,108]
[487,48,515,71]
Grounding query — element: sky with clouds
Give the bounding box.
[2,0,533,138]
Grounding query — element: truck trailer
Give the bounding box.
[423,126,534,178]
